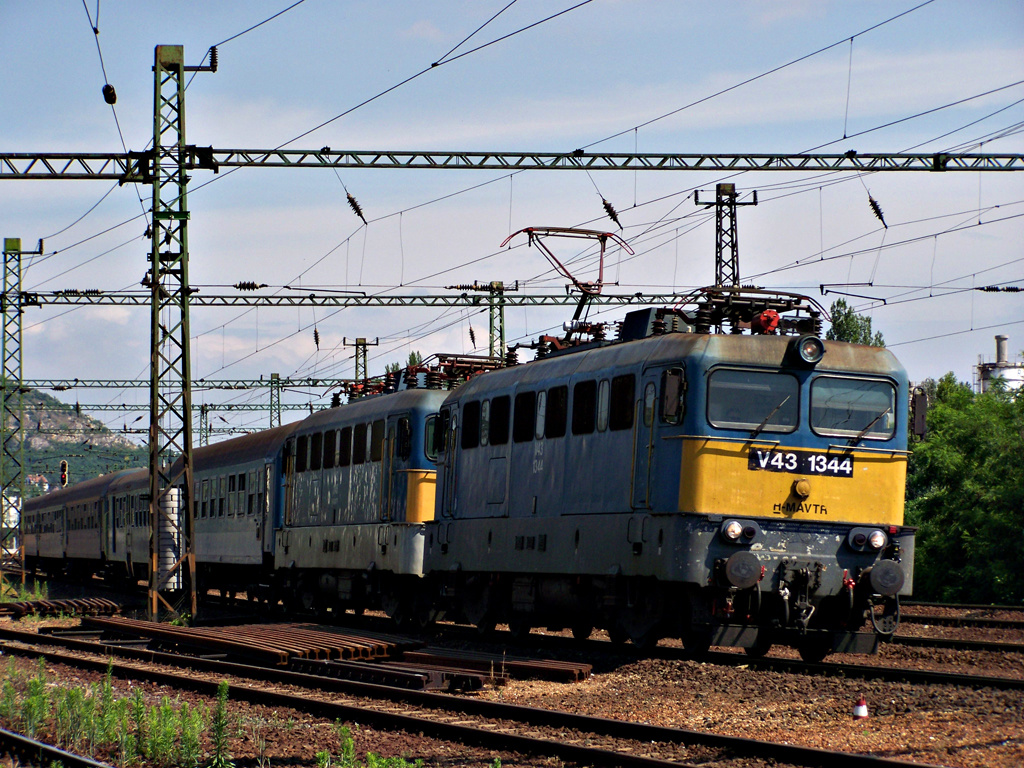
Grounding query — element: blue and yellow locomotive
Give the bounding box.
[429,297,913,660]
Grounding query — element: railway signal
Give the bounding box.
[59,460,69,487]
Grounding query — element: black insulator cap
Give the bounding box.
[102,84,117,105]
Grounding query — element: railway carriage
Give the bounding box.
[429,308,914,660]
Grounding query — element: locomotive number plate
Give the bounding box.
[747,449,854,478]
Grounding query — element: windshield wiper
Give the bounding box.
[750,395,791,440]
[848,406,892,447]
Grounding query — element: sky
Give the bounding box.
[1,0,1022,442]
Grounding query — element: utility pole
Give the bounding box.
[344,338,379,382]
[146,45,214,622]
[446,281,519,358]
[696,183,758,288]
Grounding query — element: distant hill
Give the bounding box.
[3,389,147,496]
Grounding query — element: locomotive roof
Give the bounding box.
[449,332,905,400]
[289,388,450,436]
[22,467,140,511]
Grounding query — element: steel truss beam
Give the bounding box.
[2,150,1023,179]
[21,377,350,390]
[24,291,685,308]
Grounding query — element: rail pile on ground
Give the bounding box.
[0,597,120,619]
[82,617,412,665]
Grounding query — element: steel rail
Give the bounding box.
[902,601,1024,613]
[2,150,1023,179]
[699,650,1024,690]
[898,613,1024,630]
[890,635,1024,654]
[0,630,945,768]
[0,726,115,768]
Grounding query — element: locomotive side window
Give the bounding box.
[643,382,656,427]
[810,376,896,440]
[660,367,686,424]
[546,385,568,438]
[296,435,308,473]
[490,395,511,445]
[535,391,547,439]
[352,423,367,464]
[310,432,323,471]
[572,380,597,435]
[610,374,635,431]
[479,401,490,447]
[339,426,352,466]
[428,411,448,459]
[707,369,799,432]
[323,429,337,469]
[371,420,385,461]
[513,392,535,443]
[397,418,412,460]
[462,401,481,449]
[597,380,610,431]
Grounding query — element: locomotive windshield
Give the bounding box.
[707,369,799,432]
[810,376,896,440]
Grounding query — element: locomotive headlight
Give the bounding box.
[797,335,825,365]
[723,520,743,541]
[868,530,887,550]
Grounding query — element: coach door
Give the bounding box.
[631,372,658,509]
[440,409,458,518]
[261,464,274,554]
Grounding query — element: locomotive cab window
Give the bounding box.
[397,417,413,460]
[295,435,308,473]
[660,367,686,424]
[609,374,635,431]
[309,432,323,471]
[428,411,448,459]
[339,426,352,466]
[323,430,337,469]
[352,424,367,464]
[707,369,799,433]
[546,385,568,439]
[371,420,385,462]
[810,376,896,440]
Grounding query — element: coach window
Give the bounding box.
[339,426,352,466]
[323,429,337,469]
[462,401,481,449]
[310,432,323,471]
[610,374,636,431]
[534,391,547,439]
[353,423,367,464]
[201,479,209,518]
[546,385,568,438]
[479,400,490,447]
[490,395,510,445]
[219,477,226,517]
[371,420,385,462]
[237,472,246,514]
[597,380,610,431]
[248,469,257,514]
[513,392,535,443]
[296,435,309,473]
[228,475,237,516]
[707,369,799,433]
[572,380,597,435]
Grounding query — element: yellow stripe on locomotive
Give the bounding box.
[678,438,907,525]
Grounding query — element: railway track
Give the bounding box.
[899,613,1024,630]
[0,629,948,768]
[0,726,113,768]
[890,635,1024,654]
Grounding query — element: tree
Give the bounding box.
[825,299,885,346]
[905,373,1024,604]
[385,351,424,374]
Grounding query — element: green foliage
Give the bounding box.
[207,680,234,768]
[385,351,424,375]
[906,373,1024,603]
[825,299,884,346]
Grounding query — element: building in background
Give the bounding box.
[976,335,1024,393]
